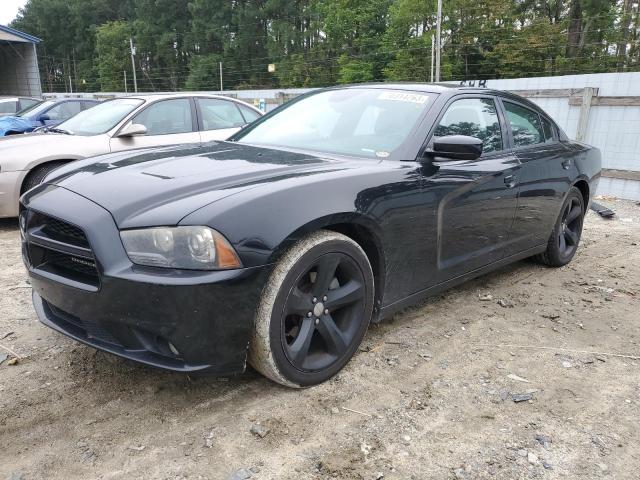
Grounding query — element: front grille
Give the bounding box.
[40,250,99,283]
[23,210,99,289]
[42,216,89,248]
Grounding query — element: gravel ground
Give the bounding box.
[0,199,638,480]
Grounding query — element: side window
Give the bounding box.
[433,98,503,154]
[197,98,246,130]
[504,101,545,147]
[132,98,194,135]
[19,98,39,110]
[46,102,82,120]
[237,104,261,123]
[81,101,98,111]
[0,100,18,114]
[541,116,556,143]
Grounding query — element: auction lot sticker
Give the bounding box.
[378,91,429,104]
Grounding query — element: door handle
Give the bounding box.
[504,175,517,188]
[561,159,571,170]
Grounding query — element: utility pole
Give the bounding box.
[129,37,138,93]
[435,0,442,82]
[124,70,127,93]
[219,61,223,91]
[430,34,435,83]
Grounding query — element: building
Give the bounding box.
[0,24,41,97]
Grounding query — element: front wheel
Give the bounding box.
[536,186,585,267]
[249,230,374,388]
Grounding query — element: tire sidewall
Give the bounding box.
[549,187,585,265]
[262,234,374,387]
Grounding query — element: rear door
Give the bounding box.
[498,98,573,256]
[196,98,248,142]
[422,95,520,282]
[110,97,200,152]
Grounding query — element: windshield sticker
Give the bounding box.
[375,151,390,158]
[378,92,429,104]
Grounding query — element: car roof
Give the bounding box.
[110,93,261,111]
[0,96,40,100]
[335,82,547,114]
[334,82,529,98]
[122,93,248,102]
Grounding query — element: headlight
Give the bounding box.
[120,226,242,270]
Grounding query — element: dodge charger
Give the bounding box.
[20,84,601,387]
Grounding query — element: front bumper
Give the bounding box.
[22,185,271,375]
[0,170,26,218]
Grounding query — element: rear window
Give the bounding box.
[541,116,556,142]
[503,101,545,147]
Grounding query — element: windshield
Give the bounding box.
[16,100,52,117]
[234,88,431,159]
[57,98,143,135]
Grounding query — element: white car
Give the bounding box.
[0,96,41,116]
[0,93,263,217]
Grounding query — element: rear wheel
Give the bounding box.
[22,161,67,193]
[536,186,585,267]
[249,230,374,388]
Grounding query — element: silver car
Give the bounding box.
[0,93,263,218]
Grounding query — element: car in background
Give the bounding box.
[0,96,40,116]
[0,98,100,136]
[0,93,262,217]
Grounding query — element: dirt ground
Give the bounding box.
[0,199,638,480]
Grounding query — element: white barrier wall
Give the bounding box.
[483,73,640,173]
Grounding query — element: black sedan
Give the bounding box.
[20,84,601,387]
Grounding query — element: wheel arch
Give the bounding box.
[270,213,387,316]
[572,177,590,208]
[20,159,74,194]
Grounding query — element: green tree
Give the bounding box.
[95,21,132,91]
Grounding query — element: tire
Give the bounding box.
[22,161,68,194]
[536,186,585,267]
[248,230,375,388]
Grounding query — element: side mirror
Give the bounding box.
[38,114,50,122]
[117,123,147,137]
[427,135,483,161]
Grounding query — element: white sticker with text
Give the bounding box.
[378,91,429,104]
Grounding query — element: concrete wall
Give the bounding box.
[0,42,42,97]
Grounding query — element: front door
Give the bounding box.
[422,96,520,282]
[110,98,200,152]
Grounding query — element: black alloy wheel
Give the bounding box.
[249,230,374,387]
[557,195,583,258]
[536,186,585,267]
[282,252,366,372]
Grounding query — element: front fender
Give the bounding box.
[180,161,428,307]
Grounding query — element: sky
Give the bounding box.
[0,0,28,26]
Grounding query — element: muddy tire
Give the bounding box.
[536,186,585,267]
[248,230,374,388]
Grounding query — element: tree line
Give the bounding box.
[10,0,640,93]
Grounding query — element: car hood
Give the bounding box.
[0,132,113,172]
[0,116,35,135]
[48,142,361,228]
